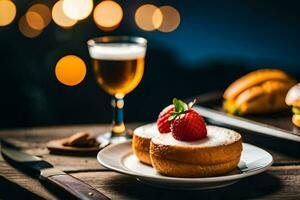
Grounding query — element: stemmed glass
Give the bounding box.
[87,36,147,144]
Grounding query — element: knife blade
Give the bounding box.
[0,141,110,200]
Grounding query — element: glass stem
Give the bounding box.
[111,96,126,136]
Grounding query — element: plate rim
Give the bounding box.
[97,141,273,183]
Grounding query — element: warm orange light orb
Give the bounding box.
[52,0,77,28]
[26,4,51,30]
[135,4,162,31]
[0,0,17,26]
[19,15,42,38]
[55,55,86,86]
[157,6,180,32]
[152,8,163,29]
[63,0,93,20]
[26,11,44,31]
[93,1,123,31]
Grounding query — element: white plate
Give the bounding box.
[97,141,273,190]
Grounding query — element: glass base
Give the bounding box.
[96,132,131,146]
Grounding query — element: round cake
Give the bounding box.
[150,125,242,177]
[132,123,159,165]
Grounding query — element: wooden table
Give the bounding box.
[0,123,300,200]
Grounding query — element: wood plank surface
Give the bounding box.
[1,167,300,200]
[71,168,300,200]
[0,123,300,200]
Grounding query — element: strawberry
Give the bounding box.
[157,105,175,133]
[170,98,207,141]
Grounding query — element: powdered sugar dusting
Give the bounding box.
[151,126,241,147]
[134,123,160,138]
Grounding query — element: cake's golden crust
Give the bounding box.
[150,154,240,178]
[132,134,151,152]
[150,138,242,165]
[150,135,242,177]
[132,148,152,165]
[132,134,152,165]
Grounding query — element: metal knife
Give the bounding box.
[0,142,110,200]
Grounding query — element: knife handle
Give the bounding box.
[46,174,110,200]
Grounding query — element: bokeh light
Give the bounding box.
[93,1,123,31]
[52,0,77,28]
[26,11,44,31]
[55,55,86,86]
[135,4,162,31]
[152,8,163,29]
[156,6,180,32]
[19,15,42,38]
[0,0,16,26]
[63,0,93,20]
[26,4,51,31]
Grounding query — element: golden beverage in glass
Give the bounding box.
[87,36,147,143]
[92,54,144,96]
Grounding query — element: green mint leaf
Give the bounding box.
[169,112,178,121]
[172,98,188,112]
[170,98,189,120]
[178,99,188,111]
[173,98,181,112]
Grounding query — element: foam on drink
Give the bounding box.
[88,43,146,61]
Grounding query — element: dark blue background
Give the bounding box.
[1,0,300,128]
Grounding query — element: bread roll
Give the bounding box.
[285,83,300,127]
[223,69,295,115]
